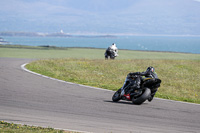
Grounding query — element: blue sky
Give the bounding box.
[0,0,200,35]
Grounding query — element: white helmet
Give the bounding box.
[112,43,116,47]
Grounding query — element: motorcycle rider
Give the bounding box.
[121,66,158,101]
[105,43,119,59]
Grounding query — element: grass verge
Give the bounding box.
[0,121,77,133]
[26,58,200,104]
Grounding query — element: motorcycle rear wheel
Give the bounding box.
[132,88,151,105]
[112,89,121,102]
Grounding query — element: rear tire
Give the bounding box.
[132,88,151,105]
[112,89,121,102]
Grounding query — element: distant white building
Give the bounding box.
[0,37,9,44]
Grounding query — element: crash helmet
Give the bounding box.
[112,43,116,47]
[146,66,155,73]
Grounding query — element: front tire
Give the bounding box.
[112,89,121,102]
[110,55,115,60]
[132,88,151,105]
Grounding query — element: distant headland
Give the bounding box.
[0,31,117,38]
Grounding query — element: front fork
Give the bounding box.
[120,77,134,97]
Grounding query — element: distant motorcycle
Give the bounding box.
[105,49,118,59]
[112,75,161,105]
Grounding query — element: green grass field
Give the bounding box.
[1,45,200,60]
[26,58,200,104]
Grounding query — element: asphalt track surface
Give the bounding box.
[1,58,200,133]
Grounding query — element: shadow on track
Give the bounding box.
[103,100,148,106]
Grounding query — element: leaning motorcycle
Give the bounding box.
[112,75,161,105]
[105,50,118,59]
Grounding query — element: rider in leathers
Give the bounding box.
[123,66,158,101]
[105,43,118,59]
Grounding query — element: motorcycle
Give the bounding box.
[105,49,118,59]
[112,75,161,105]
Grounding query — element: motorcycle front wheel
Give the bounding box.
[112,88,121,102]
[132,88,151,105]
[110,56,115,59]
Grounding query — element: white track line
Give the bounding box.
[21,63,94,132]
[21,63,200,106]
[21,63,113,92]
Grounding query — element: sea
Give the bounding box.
[2,36,200,54]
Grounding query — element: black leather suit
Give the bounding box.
[127,70,158,101]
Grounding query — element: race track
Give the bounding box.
[0,58,200,133]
